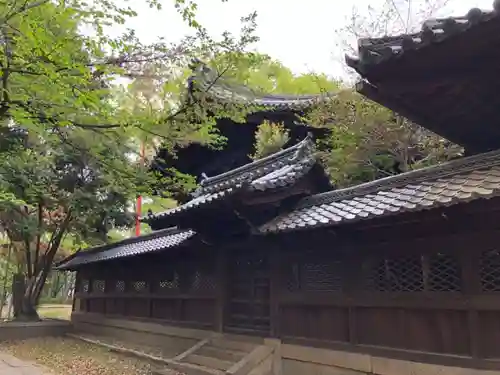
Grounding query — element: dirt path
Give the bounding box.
[0,351,48,375]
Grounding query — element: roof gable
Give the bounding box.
[143,134,331,228]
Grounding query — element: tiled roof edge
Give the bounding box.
[55,227,190,268]
[345,6,500,71]
[298,149,500,208]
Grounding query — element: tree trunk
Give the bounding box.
[18,294,40,321]
[13,273,43,321]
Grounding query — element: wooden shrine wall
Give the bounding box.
[72,199,500,368]
[275,202,500,366]
[73,248,218,330]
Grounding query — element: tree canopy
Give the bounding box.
[0,0,260,319]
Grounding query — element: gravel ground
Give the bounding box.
[0,337,156,375]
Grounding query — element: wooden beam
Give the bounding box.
[173,337,211,361]
[269,245,281,338]
[215,246,227,333]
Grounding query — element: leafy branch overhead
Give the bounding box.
[0,0,258,133]
[0,0,261,320]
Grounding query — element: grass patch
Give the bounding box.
[0,337,156,375]
[37,304,72,320]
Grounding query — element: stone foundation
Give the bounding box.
[71,313,500,375]
[0,320,71,341]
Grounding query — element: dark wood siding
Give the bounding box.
[75,247,217,330]
[74,201,500,369]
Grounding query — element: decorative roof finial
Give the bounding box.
[200,172,209,186]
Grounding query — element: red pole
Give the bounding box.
[135,141,145,236]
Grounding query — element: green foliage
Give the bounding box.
[206,52,341,166]
[0,126,150,249]
[307,90,463,187]
[250,121,290,160]
[0,0,260,318]
[212,53,339,95]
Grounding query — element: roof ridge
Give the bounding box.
[298,149,500,208]
[199,133,315,189]
[189,60,336,105]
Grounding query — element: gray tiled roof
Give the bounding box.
[260,149,500,233]
[188,61,334,110]
[143,134,322,222]
[56,227,195,270]
[345,7,499,72]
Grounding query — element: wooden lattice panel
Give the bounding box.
[131,280,148,293]
[427,253,461,292]
[114,280,126,293]
[190,270,216,292]
[92,279,105,293]
[286,259,344,292]
[480,249,500,292]
[81,279,90,293]
[158,276,179,292]
[363,252,461,292]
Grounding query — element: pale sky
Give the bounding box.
[118,0,493,80]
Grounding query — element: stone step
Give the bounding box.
[184,353,234,371]
[196,345,247,362]
[153,360,224,375]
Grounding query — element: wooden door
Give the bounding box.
[225,249,271,335]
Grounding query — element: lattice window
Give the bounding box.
[191,270,216,292]
[427,253,461,292]
[364,253,462,292]
[132,280,148,293]
[303,261,343,291]
[114,280,126,293]
[480,249,500,292]
[92,279,105,293]
[159,273,179,292]
[81,279,90,293]
[286,259,343,292]
[364,256,424,292]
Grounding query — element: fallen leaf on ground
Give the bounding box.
[0,337,155,375]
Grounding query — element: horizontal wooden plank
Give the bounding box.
[229,314,270,321]
[72,312,214,338]
[281,336,500,371]
[76,292,216,300]
[279,292,500,310]
[73,311,214,331]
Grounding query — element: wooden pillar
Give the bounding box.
[269,243,281,338]
[215,246,227,332]
[460,249,481,358]
[345,255,360,345]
